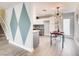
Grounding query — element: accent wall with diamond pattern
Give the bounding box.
[10,8,17,40]
[5,3,33,52]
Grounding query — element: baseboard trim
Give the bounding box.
[9,40,34,53]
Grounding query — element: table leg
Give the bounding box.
[62,35,64,50]
[50,34,52,46]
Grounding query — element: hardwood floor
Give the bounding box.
[0,34,32,56]
[0,35,60,56]
[0,35,79,56]
[32,36,61,56]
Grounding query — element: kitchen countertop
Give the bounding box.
[33,30,40,32]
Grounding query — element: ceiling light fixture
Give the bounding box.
[54,6,63,32]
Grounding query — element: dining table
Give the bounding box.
[50,31,64,50]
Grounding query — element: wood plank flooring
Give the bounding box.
[0,35,79,56]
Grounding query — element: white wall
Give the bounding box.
[33,19,44,25]
[49,16,55,33]
[74,11,79,47]
[5,2,33,52]
[33,18,50,25]
[44,20,50,36]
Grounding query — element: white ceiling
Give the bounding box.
[0,2,20,9]
[0,2,79,16]
[33,2,79,16]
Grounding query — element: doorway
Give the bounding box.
[63,19,70,36]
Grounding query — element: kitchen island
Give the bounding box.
[33,30,40,49]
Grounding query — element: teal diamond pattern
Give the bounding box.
[10,8,17,40]
[19,3,31,45]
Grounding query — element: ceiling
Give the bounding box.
[0,2,79,17]
[0,2,20,9]
[33,2,79,16]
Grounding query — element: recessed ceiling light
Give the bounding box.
[42,9,47,11]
